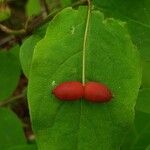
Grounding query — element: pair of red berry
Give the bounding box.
[52,81,112,102]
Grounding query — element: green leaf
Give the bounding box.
[142,60,150,88]
[0,50,21,101]
[121,125,138,150]
[10,44,20,60]
[133,111,150,149]
[20,35,42,77]
[0,5,11,21]
[7,144,37,150]
[121,111,150,150]
[93,0,150,60]
[26,0,41,17]
[28,7,141,149]
[136,89,150,113]
[20,25,47,77]
[0,108,26,149]
[123,91,150,149]
[146,145,150,150]
[34,24,48,38]
[134,110,150,133]
[61,0,72,7]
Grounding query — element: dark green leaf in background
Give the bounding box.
[142,60,150,88]
[61,0,72,7]
[0,108,26,149]
[26,0,41,17]
[146,145,150,150]
[93,0,150,60]
[0,4,11,22]
[20,25,47,77]
[136,89,150,114]
[0,49,21,101]
[28,6,141,150]
[121,111,150,150]
[20,35,42,77]
[10,44,21,60]
[134,111,150,148]
[122,87,150,150]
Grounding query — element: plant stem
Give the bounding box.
[0,0,87,36]
[40,0,49,16]
[82,0,91,85]
[27,0,87,34]
[0,24,26,35]
[0,94,25,107]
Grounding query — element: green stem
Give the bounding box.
[82,0,91,85]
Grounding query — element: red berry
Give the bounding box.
[84,82,112,102]
[52,81,84,101]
